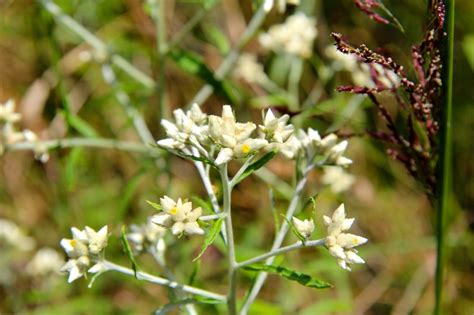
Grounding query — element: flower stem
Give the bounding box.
[101,260,226,302]
[189,3,268,106]
[435,0,455,314]
[7,137,156,154]
[219,164,238,315]
[39,0,155,90]
[235,239,325,269]
[240,163,315,314]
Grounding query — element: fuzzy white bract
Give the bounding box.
[60,225,108,283]
[259,13,317,58]
[324,204,367,271]
[152,196,204,236]
[259,109,294,144]
[291,216,314,240]
[209,106,268,165]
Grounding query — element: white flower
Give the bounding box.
[0,99,21,124]
[0,219,35,251]
[26,247,64,276]
[84,226,108,255]
[278,135,302,159]
[234,54,267,85]
[291,216,314,240]
[127,217,166,253]
[208,105,268,165]
[259,13,317,58]
[60,225,108,283]
[259,109,294,144]
[157,104,208,152]
[60,256,90,283]
[22,129,50,163]
[152,196,204,236]
[321,166,355,193]
[324,204,367,271]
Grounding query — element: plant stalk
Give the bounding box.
[435,0,454,314]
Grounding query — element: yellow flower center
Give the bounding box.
[169,207,178,215]
[70,239,77,247]
[242,144,251,154]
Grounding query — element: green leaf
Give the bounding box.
[169,48,235,102]
[232,151,276,186]
[243,264,332,289]
[64,148,83,192]
[117,170,146,219]
[462,34,474,70]
[193,217,223,261]
[191,196,213,214]
[62,110,99,138]
[202,23,230,55]
[177,152,218,169]
[249,94,292,109]
[146,200,163,211]
[120,226,139,278]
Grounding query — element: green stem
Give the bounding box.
[219,164,237,315]
[101,260,226,302]
[235,239,325,269]
[7,137,157,154]
[39,0,155,90]
[152,0,168,121]
[189,4,268,106]
[435,0,454,314]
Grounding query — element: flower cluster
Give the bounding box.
[0,99,49,162]
[127,217,166,254]
[0,218,35,251]
[321,166,355,193]
[60,226,108,283]
[152,196,204,236]
[259,13,317,58]
[325,45,400,89]
[26,247,64,277]
[279,128,352,166]
[234,53,267,85]
[324,204,367,271]
[157,104,295,166]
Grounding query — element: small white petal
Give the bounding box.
[215,148,234,165]
[67,265,83,283]
[328,245,346,260]
[151,213,173,227]
[345,250,365,264]
[184,222,205,235]
[340,218,355,231]
[337,233,368,248]
[88,263,106,274]
[171,222,185,235]
[337,259,351,271]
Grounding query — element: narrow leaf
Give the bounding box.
[146,200,163,211]
[202,23,230,55]
[233,151,277,186]
[193,217,223,261]
[243,264,332,289]
[120,226,139,278]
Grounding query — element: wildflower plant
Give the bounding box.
[2,0,458,313]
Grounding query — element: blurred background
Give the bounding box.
[0,0,472,314]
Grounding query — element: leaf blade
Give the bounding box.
[193,217,224,261]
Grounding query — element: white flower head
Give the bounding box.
[127,217,166,253]
[27,247,64,277]
[209,105,268,165]
[60,225,108,283]
[0,219,36,251]
[263,0,300,12]
[291,216,314,240]
[259,109,294,144]
[234,54,267,85]
[321,166,355,193]
[157,104,208,154]
[259,13,317,58]
[324,204,367,271]
[152,196,204,236]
